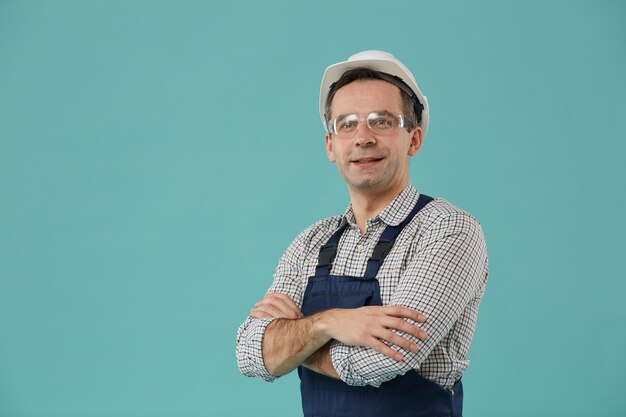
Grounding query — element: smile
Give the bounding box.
[352,157,384,163]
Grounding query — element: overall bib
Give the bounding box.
[298,194,463,417]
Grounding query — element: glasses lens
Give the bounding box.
[333,114,359,135]
[329,112,406,136]
[367,113,400,134]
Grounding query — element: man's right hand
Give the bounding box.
[250,293,304,320]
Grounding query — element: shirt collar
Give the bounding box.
[340,183,420,228]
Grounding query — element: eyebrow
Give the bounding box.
[334,110,396,120]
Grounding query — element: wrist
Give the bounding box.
[310,308,336,340]
[303,340,340,379]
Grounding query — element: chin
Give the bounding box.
[350,178,386,192]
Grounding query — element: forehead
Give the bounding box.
[330,79,403,117]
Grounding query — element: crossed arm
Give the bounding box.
[251,293,428,378]
[236,211,487,385]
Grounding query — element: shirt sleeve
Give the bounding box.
[235,225,313,381]
[236,316,278,381]
[329,212,489,387]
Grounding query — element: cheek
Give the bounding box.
[399,138,413,156]
[327,149,336,162]
[329,141,348,161]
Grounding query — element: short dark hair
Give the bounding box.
[324,67,423,130]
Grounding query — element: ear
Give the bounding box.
[407,127,423,157]
[325,133,336,162]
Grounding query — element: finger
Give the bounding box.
[381,306,427,323]
[265,292,296,303]
[250,308,273,319]
[265,293,303,318]
[369,338,403,362]
[381,317,428,341]
[265,296,300,316]
[254,293,301,316]
[373,328,420,353]
[254,301,302,320]
[252,303,288,319]
[256,300,302,319]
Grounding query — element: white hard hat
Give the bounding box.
[319,50,429,137]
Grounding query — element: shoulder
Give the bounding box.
[412,197,486,244]
[291,215,344,249]
[420,197,481,225]
[280,215,344,261]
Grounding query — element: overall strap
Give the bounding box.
[314,222,349,277]
[363,194,433,279]
[315,194,433,278]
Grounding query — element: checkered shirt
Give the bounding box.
[236,183,489,390]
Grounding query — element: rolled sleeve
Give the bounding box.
[235,221,331,382]
[330,340,413,387]
[236,316,278,382]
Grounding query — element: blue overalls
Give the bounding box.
[298,194,463,417]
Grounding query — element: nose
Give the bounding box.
[354,121,377,146]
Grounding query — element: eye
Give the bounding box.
[337,116,359,132]
[370,115,395,130]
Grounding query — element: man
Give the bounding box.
[236,50,488,417]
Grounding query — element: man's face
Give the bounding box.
[325,79,423,197]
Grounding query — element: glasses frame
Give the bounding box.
[327,111,415,138]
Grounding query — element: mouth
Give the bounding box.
[351,157,384,165]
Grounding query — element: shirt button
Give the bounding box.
[356,244,364,252]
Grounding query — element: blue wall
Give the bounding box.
[1,1,625,416]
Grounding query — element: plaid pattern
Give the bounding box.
[236,183,488,389]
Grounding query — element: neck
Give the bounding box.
[348,180,408,234]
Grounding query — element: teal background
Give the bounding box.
[1,0,624,416]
